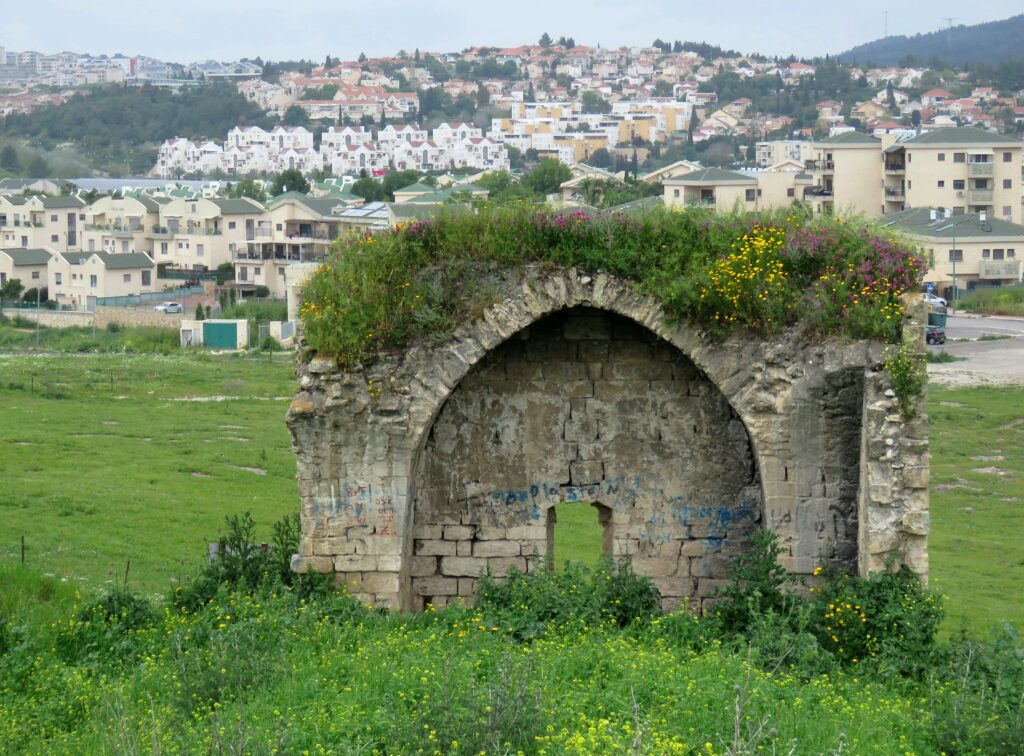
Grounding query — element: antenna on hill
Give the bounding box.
[942,17,956,48]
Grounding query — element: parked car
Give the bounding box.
[922,292,946,309]
[153,302,183,313]
[925,324,946,345]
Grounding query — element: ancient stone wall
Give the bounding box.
[287,268,928,612]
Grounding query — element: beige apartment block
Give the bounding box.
[155,197,266,272]
[49,251,157,308]
[804,132,884,216]
[232,195,343,298]
[885,128,1022,223]
[82,194,167,256]
[884,208,1023,297]
[0,195,85,250]
[0,247,54,292]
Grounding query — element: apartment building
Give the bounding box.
[884,208,1023,295]
[0,247,54,291]
[883,128,1022,223]
[231,195,345,298]
[49,251,157,308]
[663,168,761,210]
[0,195,85,250]
[81,194,167,255]
[803,132,884,216]
[154,197,266,272]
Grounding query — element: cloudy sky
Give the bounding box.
[2,2,1020,63]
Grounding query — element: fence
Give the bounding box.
[159,268,233,284]
[96,285,204,307]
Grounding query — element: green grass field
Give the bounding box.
[0,349,1021,633]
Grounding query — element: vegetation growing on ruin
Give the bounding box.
[300,205,926,367]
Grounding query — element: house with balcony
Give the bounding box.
[231,194,346,298]
[663,168,761,210]
[81,194,165,256]
[804,132,883,216]
[0,195,85,251]
[154,197,266,273]
[393,140,448,171]
[49,251,157,309]
[884,208,1024,297]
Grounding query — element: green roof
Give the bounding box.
[816,132,879,145]
[135,196,162,212]
[665,167,755,184]
[93,252,155,269]
[210,198,264,214]
[903,127,1021,146]
[1,248,53,265]
[268,191,310,203]
[404,192,455,204]
[884,208,1024,239]
[60,252,92,265]
[39,196,85,208]
[395,182,436,195]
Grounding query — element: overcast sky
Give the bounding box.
[2,2,1020,63]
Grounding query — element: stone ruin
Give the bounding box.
[287,268,929,612]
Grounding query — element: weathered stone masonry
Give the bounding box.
[287,269,929,612]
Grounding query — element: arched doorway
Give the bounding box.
[406,307,763,611]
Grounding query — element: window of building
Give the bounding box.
[907,180,912,189]
[278,267,286,277]
[90,274,97,287]
[673,189,680,198]
[952,207,965,215]
[239,267,248,281]
[937,180,945,188]
[50,214,58,222]
[197,244,204,257]
[228,221,236,229]
[982,249,991,258]
[1008,249,1016,258]
[948,249,963,262]
[1004,179,1012,189]
[161,243,168,255]
[142,270,151,286]
[51,235,58,242]
[745,188,756,202]
[953,180,965,190]
[993,249,1005,260]
[938,153,945,161]
[254,267,261,277]
[123,273,131,282]
[786,187,795,197]
[276,223,283,231]
[1004,152,1013,162]
[1005,206,1013,217]
[32,271,40,279]
[953,152,965,163]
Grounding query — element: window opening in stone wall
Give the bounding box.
[546,501,611,570]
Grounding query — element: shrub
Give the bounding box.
[55,586,157,665]
[475,559,661,640]
[884,341,925,417]
[105,321,122,333]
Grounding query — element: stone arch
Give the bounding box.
[406,306,762,612]
[287,268,930,611]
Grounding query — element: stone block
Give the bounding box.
[440,556,488,577]
[612,538,639,556]
[458,578,478,596]
[570,460,604,485]
[334,572,361,593]
[630,556,682,578]
[507,524,547,540]
[444,524,474,540]
[334,554,378,572]
[519,539,547,556]
[377,555,402,572]
[474,540,521,557]
[680,540,708,558]
[693,578,731,598]
[416,539,457,556]
[902,466,929,489]
[476,526,507,540]
[901,511,930,536]
[362,572,399,595]
[543,361,589,381]
[291,555,333,573]
[456,540,472,556]
[412,576,458,596]
[409,556,438,577]
[505,361,543,380]
[413,523,443,540]
[578,341,610,361]
[488,557,528,576]
[563,315,612,340]
[649,576,695,597]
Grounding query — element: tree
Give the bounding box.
[269,168,310,196]
[539,33,553,48]
[587,148,612,168]
[0,278,25,301]
[195,303,205,321]
[26,155,49,177]
[351,176,386,202]
[523,158,571,195]
[232,177,266,202]
[476,83,490,106]
[282,105,310,127]
[0,145,19,172]
[653,80,674,98]
[358,52,367,63]
[580,91,611,114]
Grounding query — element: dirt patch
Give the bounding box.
[971,467,1008,476]
[229,465,267,475]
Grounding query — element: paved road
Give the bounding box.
[928,313,1024,387]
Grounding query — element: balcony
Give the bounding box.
[805,159,834,173]
[968,162,993,177]
[112,225,144,238]
[884,164,906,174]
[148,225,174,238]
[979,260,1021,279]
[884,187,905,200]
[803,186,834,198]
[970,189,994,203]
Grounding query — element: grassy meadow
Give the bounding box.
[1,335,1023,753]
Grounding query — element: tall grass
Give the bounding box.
[958,284,1024,316]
